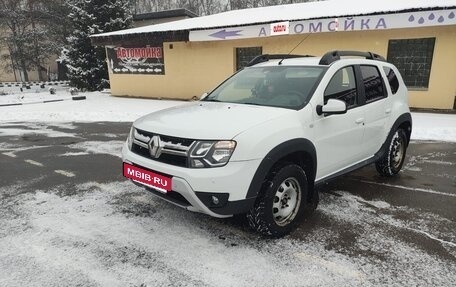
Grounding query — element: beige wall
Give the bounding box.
[109,25,456,109]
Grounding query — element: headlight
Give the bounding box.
[127,127,135,150]
[189,140,236,168]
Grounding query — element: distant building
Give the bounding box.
[133,8,198,27]
[0,8,197,83]
[92,0,456,110]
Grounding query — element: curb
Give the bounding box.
[0,96,86,107]
[0,81,69,88]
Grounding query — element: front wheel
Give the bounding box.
[375,128,408,177]
[247,163,310,237]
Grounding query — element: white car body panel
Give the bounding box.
[122,142,261,201]
[134,102,290,140]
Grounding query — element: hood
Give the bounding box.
[134,102,292,140]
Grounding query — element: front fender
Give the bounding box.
[245,138,317,199]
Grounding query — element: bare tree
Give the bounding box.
[133,0,312,17]
[0,0,68,82]
[199,0,224,15]
[0,0,30,81]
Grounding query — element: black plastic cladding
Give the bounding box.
[246,51,386,67]
[319,50,386,65]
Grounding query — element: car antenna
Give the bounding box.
[278,33,312,65]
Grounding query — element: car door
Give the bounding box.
[313,65,366,180]
[357,65,391,158]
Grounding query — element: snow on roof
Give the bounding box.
[133,8,198,21]
[92,0,456,38]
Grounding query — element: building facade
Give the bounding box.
[92,0,456,110]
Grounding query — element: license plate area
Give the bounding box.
[123,162,172,193]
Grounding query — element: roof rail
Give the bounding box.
[246,54,314,67]
[319,50,386,65]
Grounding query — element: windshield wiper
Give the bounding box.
[201,97,221,102]
[242,102,264,106]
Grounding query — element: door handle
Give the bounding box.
[385,108,392,114]
[355,118,364,124]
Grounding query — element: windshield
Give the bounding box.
[203,66,325,109]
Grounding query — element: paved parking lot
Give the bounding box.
[0,122,455,286]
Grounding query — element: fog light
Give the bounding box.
[211,196,219,205]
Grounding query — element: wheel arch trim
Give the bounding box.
[245,138,317,200]
[376,112,412,159]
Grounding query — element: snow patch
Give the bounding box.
[68,140,125,158]
[0,123,78,138]
[59,151,90,157]
[0,92,184,123]
[98,133,118,138]
[0,182,365,286]
[404,166,422,172]
[411,113,456,143]
[0,145,51,158]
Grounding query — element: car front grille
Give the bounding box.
[131,128,194,168]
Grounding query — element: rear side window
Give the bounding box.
[383,67,400,94]
[324,66,358,108]
[360,65,386,103]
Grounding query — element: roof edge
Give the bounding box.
[91,5,456,45]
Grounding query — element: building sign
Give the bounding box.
[106,46,165,75]
[189,9,456,41]
[270,21,290,36]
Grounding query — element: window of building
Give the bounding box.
[387,38,435,89]
[236,47,262,70]
[360,65,386,103]
[324,66,357,108]
[383,67,400,94]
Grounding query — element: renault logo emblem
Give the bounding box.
[148,135,164,158]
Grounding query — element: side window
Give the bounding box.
[324,66,357,108]
[360,65,386,103]
[383,67,400,94]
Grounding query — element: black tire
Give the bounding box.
[247,163,310,237]
[375,128,408,177]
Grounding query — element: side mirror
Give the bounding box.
[316,99,347,116]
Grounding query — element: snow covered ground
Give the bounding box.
[0,91,183,122]
[0,90,455,142]
[0,98,455,286]
[1,180,454,286]
[411,112,456,142]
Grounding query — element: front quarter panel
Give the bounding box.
[230,106,315,162]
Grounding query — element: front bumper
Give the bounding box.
[122,143,260,217]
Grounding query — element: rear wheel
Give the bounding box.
[247,163,311,237]
[376,128,408,176]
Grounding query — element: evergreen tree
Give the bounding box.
[66,0,133,91]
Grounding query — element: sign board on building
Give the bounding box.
[106,46,165,75]
[270,21,290,36]
[189,9,456,41]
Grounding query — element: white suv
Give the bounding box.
[122,51,412,237]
